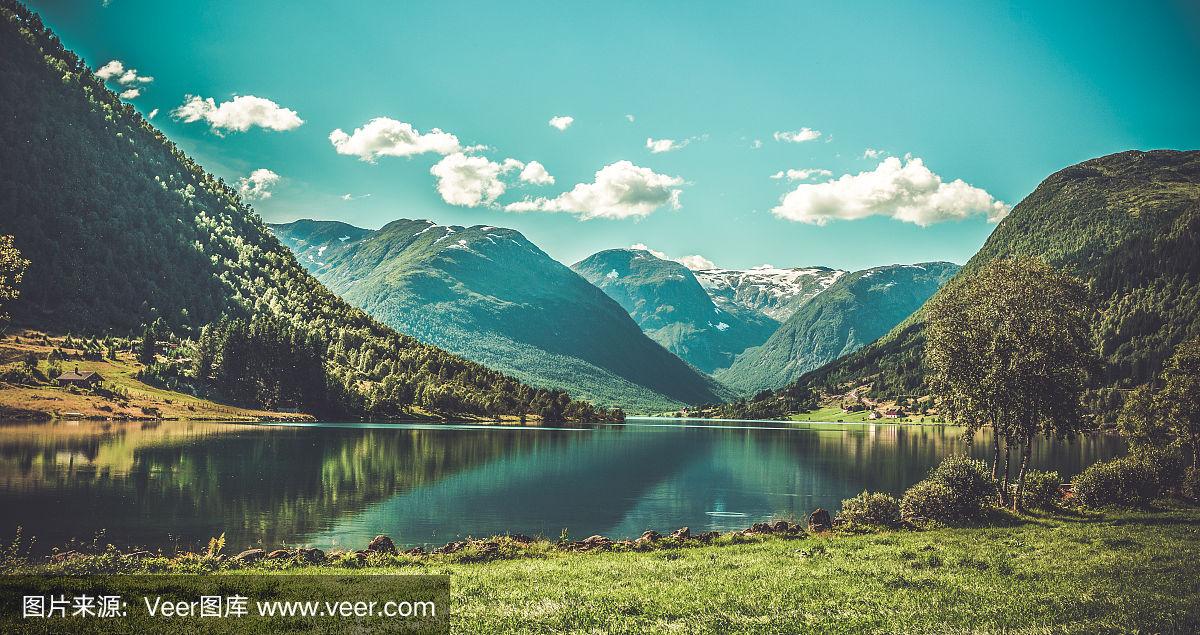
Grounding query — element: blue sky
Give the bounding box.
[29,0,1200,271]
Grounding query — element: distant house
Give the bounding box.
[56,368,102,388]
[868,410,882,420]
[883,409,903,419]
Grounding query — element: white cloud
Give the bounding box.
[646,137,686,154]
[862,147,886,159]
[630,243,716,271]
[625,114,636,123]
[518,160,555,186]
[94,60,124,81]
[676,254,717,270]
[647,134,708,153]
[505,160,683,220]
[773,128,822,143]
[341,193,371,201]
[328,117,459,162]
[770,168,833,181]
[772,156,1010,226]
[96,60,152,94]
[237,168,280,201]
[429,153,525,207]
[751,139,763,149]
[548,115,574,131]
[147,108,159,119]
[173,95,304,134]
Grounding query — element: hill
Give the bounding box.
[571,249,779,373]
[0,0,611,422]
[714,262,959,395]
[270,220,731,412]
[724,150,1200,419]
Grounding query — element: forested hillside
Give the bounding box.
[271,220,731,412]
[723,150,1200,419]
[572,249,778,373]
[0,1,616,421]
[715,262,958,395]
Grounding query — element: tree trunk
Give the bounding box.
[1014,436,1033,512]
[1000,437,1012,507]
[1192,434,1199,469]
[991,428,1004,504]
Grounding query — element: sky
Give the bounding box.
[28,0,1200,272]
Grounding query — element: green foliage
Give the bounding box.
[925,257,1095,508]
[1074,446,1185,507]
[1183,467,1200,502]
[1156,337,1200,466]
[837,491,902,529]
[0,1,612,421]
[900,455,993,525]
[1021,470,1062,509]
[0,234,29,329]
[1118,384,1170,446]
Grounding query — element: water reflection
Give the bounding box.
[0,419,1124,554]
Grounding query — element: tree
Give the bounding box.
[1117,384,1169,447]
[138,323,157,366]
[0,235,29,329]
[925,258,1095,510]
[1157,337,1200,467]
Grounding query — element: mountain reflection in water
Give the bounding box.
[0,419,1123,554]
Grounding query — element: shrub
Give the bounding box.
[838,491,902,529]
[1073,446,1185,507]
[1020,470,1062,509]
[900,455,993,525]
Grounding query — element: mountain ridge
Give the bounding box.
[270,219,733,412]
[571,248,780,373]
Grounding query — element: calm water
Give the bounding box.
[0,418,1124,555]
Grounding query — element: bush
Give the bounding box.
[900,455,993,525]
[1020,470,1062,509]
[1073,447,1185,507]
[838,491,902,529]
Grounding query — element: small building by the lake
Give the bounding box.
[56,368,102,388]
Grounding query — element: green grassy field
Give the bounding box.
[17,507,1200,634]
[439,509,1200,633]
[786,405,946,424]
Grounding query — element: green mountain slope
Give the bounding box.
[270,220,732,412]
[571,249,780,373]
[0,1,608,421]
[731,150,1200,418]
[714,262,959,395]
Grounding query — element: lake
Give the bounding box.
[0,418,1124,555]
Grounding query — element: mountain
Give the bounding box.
[0,1,609,421]
[727,150,1200,419]
[571,249,779,373]
[270,220,731,412]
[694,266,846,321]
[714,262,959,395]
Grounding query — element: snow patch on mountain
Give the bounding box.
[694,265,847,321]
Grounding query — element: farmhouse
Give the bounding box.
[56,368,103,388]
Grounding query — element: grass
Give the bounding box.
[11,506,1200,633]
[0,330,312,421]
[787,405,947,424]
